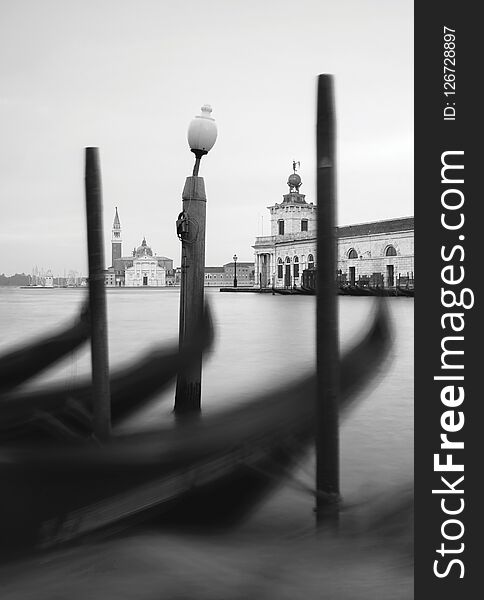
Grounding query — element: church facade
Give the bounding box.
[106,208,173,286]
[253,167,414,289]
[124,238,167,287]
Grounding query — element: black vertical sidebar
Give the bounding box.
[415,3,481,598]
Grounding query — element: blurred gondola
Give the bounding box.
[0,301,390,559]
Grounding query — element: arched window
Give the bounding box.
[285,256,291,263]
[277,258,283,279]
[385,245,397,256]
[348,248,358,259]
[308,254,315,270]
[293,256,300,278]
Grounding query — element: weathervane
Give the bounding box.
[292,160,300,174]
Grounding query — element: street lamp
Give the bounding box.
[233,254,238,288]
[175,105,217,415]
[187,104,218,176]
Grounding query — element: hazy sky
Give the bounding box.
[0,0,413,276]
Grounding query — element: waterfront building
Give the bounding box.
[172,264,255,287]
[44,270,54,287]
[205,266,225,287]
[104,271,116,286]
[203,263,255,287]
[106,209,173,286]
[223,262,255,287]
[124,238,167,287]
[253,166,414,289]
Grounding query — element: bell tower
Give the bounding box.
[111,207,122,266]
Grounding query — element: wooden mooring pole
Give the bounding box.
[85,147,111,441]
[174,175,206,415]
[315,75,340,524]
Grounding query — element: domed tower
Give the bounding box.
[268,162,316,236]
[111,207,122,266]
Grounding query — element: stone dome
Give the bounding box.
[135,238,153,257]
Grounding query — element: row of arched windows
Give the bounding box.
[276,254,314,264]
[277,254,314,278]
[347,245,397,259]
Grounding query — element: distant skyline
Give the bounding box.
[0,0,413,275]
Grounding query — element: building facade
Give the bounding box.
[223,262,255,287]
[44,270,54,287]
[124,238,167,287]
[203,263,255,287]
[106,209,173,286]
[205,266,225,287]
[253,167,414,289]
[104,271,116,286]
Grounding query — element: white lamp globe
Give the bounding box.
[187,105,217,154]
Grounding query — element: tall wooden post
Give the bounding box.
[174,176,206,414]
[85,147,111,441]
[315,75,340,523]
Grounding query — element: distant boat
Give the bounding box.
[397,286,414,297]
[272,288,301,296]
[0,302,390,558]
[299,285,316,295]
[19,285,56,289]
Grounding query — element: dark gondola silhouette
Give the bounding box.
[0,306,214,442]
[273,283,413,297]
[0,301,390,559]
[0,301,90,395]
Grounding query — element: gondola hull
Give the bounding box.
[0,302,390,560]
[0,307,214,443]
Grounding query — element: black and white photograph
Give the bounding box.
[1,0,421,597]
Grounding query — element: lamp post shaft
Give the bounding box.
[84,147,111,441]
[315,75,340,524]
[175,176,207,414]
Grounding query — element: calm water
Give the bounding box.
[0,287,414,597]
